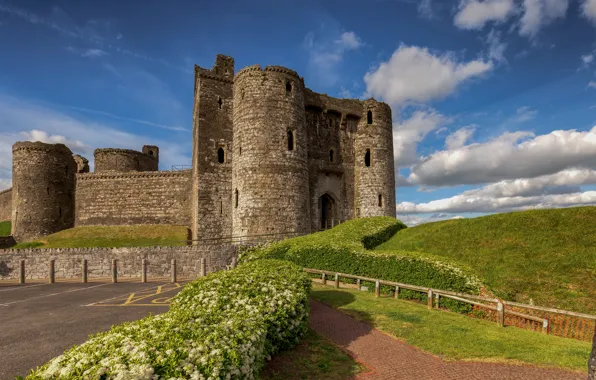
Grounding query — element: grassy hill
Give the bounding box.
[0,221,10,236]
[376,206,596,314]
[11,225,189,249]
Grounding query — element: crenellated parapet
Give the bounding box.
[94,147,158,173]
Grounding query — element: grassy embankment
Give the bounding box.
[11,225,189,249]
[376,206,596,314]
[311,284,591,372]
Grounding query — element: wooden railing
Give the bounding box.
[305,268,596,339]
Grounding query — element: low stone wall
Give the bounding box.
[0,236,15,249]
[0,244,237,280]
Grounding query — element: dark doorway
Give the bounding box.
[320,194,335,230]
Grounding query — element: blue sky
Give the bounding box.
[1,0,596,225]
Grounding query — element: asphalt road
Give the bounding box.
[0,279,187,379]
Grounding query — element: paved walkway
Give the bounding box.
[309,299,587,380]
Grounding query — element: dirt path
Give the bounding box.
[309,299,586,380]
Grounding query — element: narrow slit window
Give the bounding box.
[217,147,225,163]
[367,110,373,124]
[365,149,371,167]
[235,189,239,208]
[220,201,223,215]
[378,194,383,207]
[288,130,295,151]
[286,81,292,96]
[239,146,242,156]
[59,207,62,218]
[329,149,334,162]
[218,96,223,109]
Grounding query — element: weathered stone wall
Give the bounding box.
[190,55,234,243]
[354,100,396,218]
[12,142,76,243]
[75,171,191,226]
[94,147,158,173]
[0,188,12,222]
[232,65,311,239]
[0,244,237,280]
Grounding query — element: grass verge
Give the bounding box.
[262,329,364,380]
[0,220,10,236]
[311,283,591,372]
[375,206,596,314]
[12,225,189,249]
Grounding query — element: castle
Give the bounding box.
[0,55,396,244]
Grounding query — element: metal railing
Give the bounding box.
[305,268,596,340]
[171,165,192,171]
[321,219,347,230]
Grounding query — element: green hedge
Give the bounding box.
[240,217,484,313]
[24,260,311,379]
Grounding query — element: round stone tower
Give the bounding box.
[354,99,396,218]
[11,141,76,242]
[232,65,311,238]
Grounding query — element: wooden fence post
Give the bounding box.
[19,260,25,284]
[49,259,55,284]
[427,289,433,310]
[171,259,177,283]
[142,259,147,283]
[542,319,549,334]
[334,273,339,289]
[357,279,361,290]
[200,258,206,277]
[112,259,117,284]
[394,285,400,299]
[375,280,380,297]
[435,293,440,309]
[322,273,326,285]
[82,259,87,283]
[497,301,505,327]
[231,257,238,269]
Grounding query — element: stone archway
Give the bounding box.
[320,193,336,230]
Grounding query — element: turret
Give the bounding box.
[354,99,396,218]
[232,65,311,238]
[11,141,76,242]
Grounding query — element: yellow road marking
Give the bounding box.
[89,283,184,307]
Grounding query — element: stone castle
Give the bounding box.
[0,54,396,244]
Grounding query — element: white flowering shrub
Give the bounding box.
[24,259,311,380]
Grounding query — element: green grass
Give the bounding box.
[311,284,591,372]
[0,220,10,236]
[262,329,364,380]
[12,225,190,249]
[375,206,596,314]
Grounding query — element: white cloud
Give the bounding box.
[519,0,568,38]
[454,0,516,30]
[0,94,191,190]
[303,28,364,87]
[485,29,508,63]
[589,81,596,89]
[418,0,435,19]
[582,53,594,65]
[19,130,91,154]
[364,45,493,107]
[335,31,363,50]
[81,48,108,58]
[398,168,596,216]
[406,126,596,187]
[445,125,476,149]
[397,213,466,226]
[510,106,537,122]
[397,190,596,214]
[394,109,453,167]
[581,0,596,23]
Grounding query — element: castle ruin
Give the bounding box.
[0,54,396,244]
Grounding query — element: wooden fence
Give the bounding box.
[305,268,596,341]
